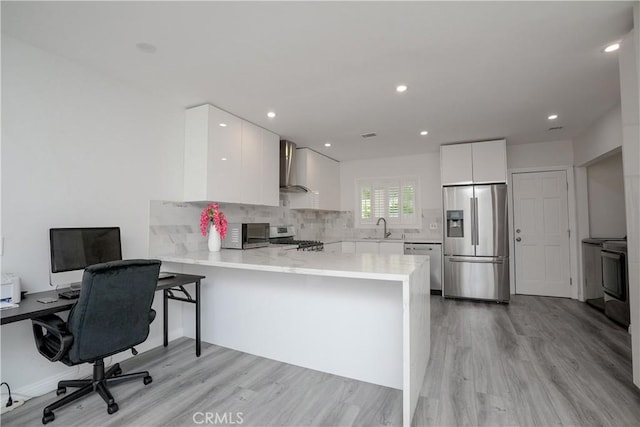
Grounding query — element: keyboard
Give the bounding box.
[58,289,81,299]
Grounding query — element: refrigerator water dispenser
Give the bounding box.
[446,210,464,237]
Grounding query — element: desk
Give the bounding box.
[0,273,205,356]
[157,273,205,356]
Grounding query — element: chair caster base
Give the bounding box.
[56,387,66,396]
[107,403,119,414]
[143,375,152,385]
[42,411,55,424]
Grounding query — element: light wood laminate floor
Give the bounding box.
[4,295,640,426]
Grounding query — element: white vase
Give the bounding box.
[208,224,222,252]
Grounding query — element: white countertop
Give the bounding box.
[158,247,428,281]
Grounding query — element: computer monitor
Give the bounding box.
[50,227,123,273]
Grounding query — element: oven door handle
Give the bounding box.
[601,249,624,261]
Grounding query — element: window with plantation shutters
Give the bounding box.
[356,176,420,227]
[360,186,372,219]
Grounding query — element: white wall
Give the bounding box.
[571,104,627,304]
[619,19,640,388]
[339,152,441,212]
[587,151,627,238]
[573,104,623,167]
[1,37,185,396]
[506,140,574,169]
[505,139,579,298]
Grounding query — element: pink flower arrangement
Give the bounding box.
[200,203,228,239]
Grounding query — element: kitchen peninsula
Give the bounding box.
[157,248,430,426]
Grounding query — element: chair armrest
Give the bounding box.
[32,314,74,362]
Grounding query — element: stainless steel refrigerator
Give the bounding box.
[443,184,509,302]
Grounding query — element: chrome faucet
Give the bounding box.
[376,217,392,239]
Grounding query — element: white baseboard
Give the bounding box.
[13,367,83,400]
[13,327,184,399]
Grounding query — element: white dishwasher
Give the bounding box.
[404,243,442,293]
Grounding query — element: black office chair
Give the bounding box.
[31,259,161,424]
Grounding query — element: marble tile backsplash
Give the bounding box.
[149,199,442,256]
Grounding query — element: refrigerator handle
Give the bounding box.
[474,197,479,245]
[470,197,476,246]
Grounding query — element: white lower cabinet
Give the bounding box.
[355,241,379,254]
[327,241,405,255]
[341,241,356,254]
[379,242,404,254]
[323,242,341,254]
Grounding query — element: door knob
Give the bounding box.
[516,237,522,242]
[516,229,521,233]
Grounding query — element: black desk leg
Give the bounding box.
[163,289,169,348]
[196,280,201,357]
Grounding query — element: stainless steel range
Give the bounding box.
[602,239,629,327]
[269,226,324,252]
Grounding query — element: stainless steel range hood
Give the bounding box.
[280,140,310,193]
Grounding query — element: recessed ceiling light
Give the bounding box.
[604,43,620,53]
[548,114,558,120]
[135,42,157,54]
[267,111,276,118]
[396,84,408,93]
[324,143,331,147]
[219,123,227,127]
[420,130,428,136]
[221,157,227,161]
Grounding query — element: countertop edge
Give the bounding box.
[157,251,428,282]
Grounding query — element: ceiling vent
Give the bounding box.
[361,132,377,139]
[548,126,564,131]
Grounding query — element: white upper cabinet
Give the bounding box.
[240,121,263,204]
[440,143,473,185]
[471,140,507,183]
[289,148,340,210]
[240,122,280,206]
[184,104,279,206]
[259,127,280,207]
[440,139,506,185]
[184,105,242,202]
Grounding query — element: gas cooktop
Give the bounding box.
[270,238,324,251]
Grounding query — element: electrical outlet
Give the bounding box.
[0,400,24,415]
[429,223,438,230]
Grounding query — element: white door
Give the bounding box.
[512,171,571,297]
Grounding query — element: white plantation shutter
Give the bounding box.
[402,180,416,223]
[360,185,372,222]
[356,176,420,228]
[387,181,400,224]
[373,187,386,218]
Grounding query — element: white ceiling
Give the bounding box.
[1,1,634,161]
